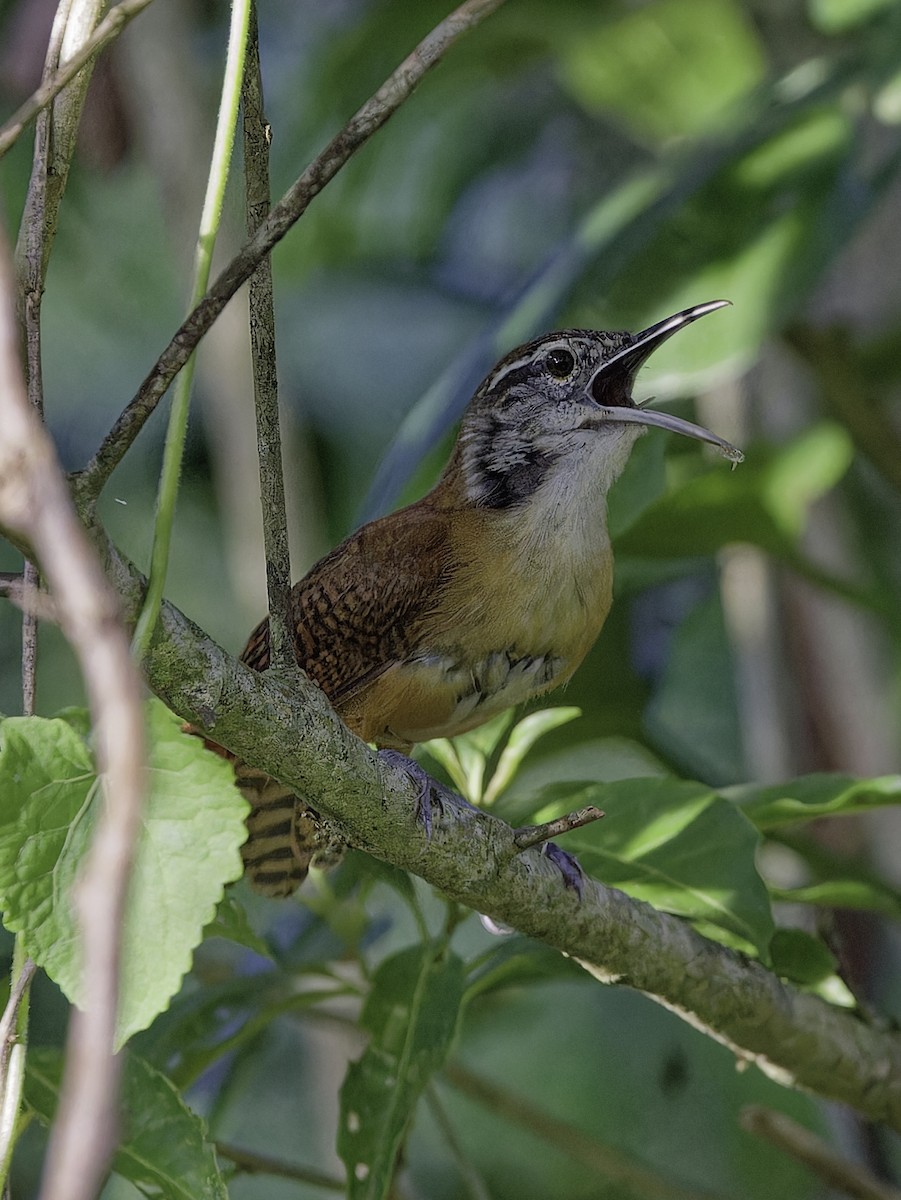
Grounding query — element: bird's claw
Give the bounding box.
[541,842,585,897]
[377,749,476,839]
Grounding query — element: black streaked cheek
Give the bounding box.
[476,448,559,509]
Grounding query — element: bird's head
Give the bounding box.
[456,300,743,509]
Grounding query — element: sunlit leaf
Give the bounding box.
[617,425,855,562]
[483,708,581,806]
[530,778,773,955]
[729,773,901,830]
[559,0,765,144]
[771,880,901,917]
[26,1048,228,1199]
[338,944,464,1199]
[874,69,901,124]
[808,0,896,34]
[499,738,670,825]
[0,701,248,1046]
[765,833,901,919]
[763,424,855,538]
[420,738,472,799]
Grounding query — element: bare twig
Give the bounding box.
[444,1064,729,1200]
[20,562,41,715]
[0,0,156,161]
[216,1141,344,1190]
[14,0,61,722]
[75,0,509,506]
[512,806,604,850]
[740,1106,901,1200]
[0,954,36,1188]
[241,0,293,667]
[0,960,36,1093]
[0,243,147,1200]
[14,0,110,288]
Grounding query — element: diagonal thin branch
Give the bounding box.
[0,0,157,161]
[216,1142,344,1191]
[741,1106,901,1200]
[445,1063,730,1200]
[74,0,509,507]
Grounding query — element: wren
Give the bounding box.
[233,300,742,895]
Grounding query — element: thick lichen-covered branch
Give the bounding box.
[91,537,901,1133]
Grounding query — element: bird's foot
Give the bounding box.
[511,805,601,897]
[541,842,585,897]
[377,749,477,839]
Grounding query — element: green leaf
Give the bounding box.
[559,0,765,144]
[25,1047,228,1199]
[534,778,774,956]
[419,737,471,798]
[767,929,855,1006]
[498,737,670,825]
[0,700,248,1046]
[644,592,745,785]
[769,929,837,986]
[464,937,582,1003]
[618,425,854,562]
[762,424,856,539]
[136,972,353,1092]
[763,832,901,919]
[338,944,465,1199]
[607,432,668,540]
[340,849,419,910]
[203,894,273,958]
[728,773,901,831]
[808,0,896,34]
[423,712,517,803]
[771,879,901,918]
[482,708,581,806]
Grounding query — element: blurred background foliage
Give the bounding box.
[2,0,901,1195]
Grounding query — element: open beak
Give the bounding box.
[588,300,744,464]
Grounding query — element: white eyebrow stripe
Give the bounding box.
[489,339,583,387]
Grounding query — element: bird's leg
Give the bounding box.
[377,749,478,839]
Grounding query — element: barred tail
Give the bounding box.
[234,765,313,898]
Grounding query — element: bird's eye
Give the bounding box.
[545,347,576,378]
